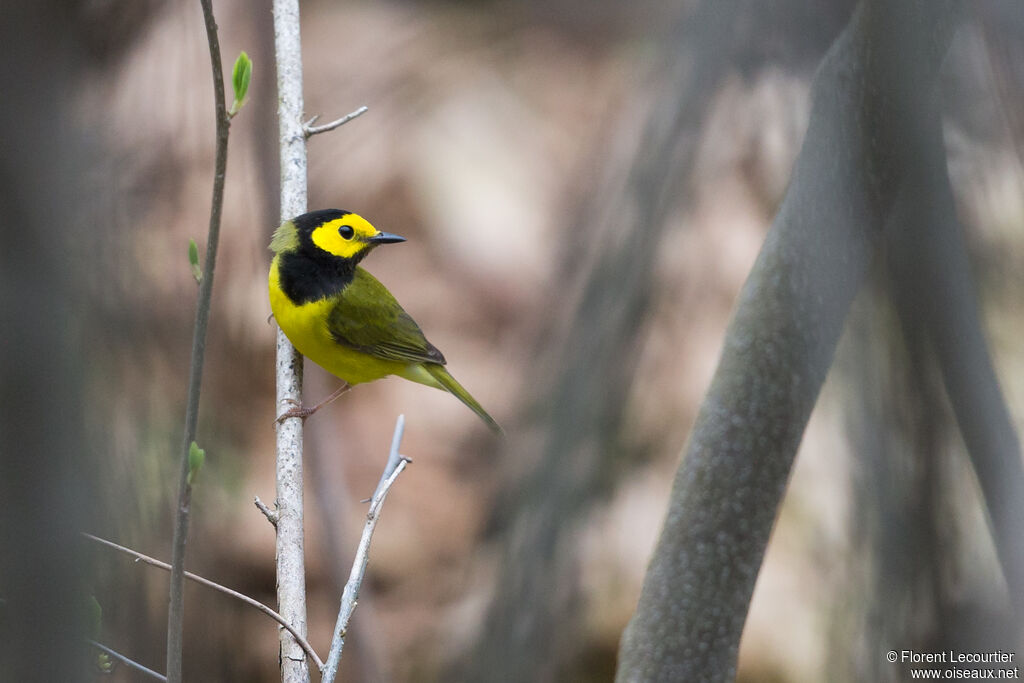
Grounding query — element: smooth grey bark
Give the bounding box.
[616,1,961,680]
[272,0,311,681]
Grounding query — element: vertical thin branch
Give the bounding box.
[166,2,230,681]
[321,416,410,683]
[272,0,310,681]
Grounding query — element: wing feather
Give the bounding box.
[326,268,445,365]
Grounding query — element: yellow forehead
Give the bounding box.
[310,214,379,258]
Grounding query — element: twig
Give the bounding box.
[321,416,411,683]
[254,495,280,527]
[167,2,232,681]
[89,639,168,682]
[306,410,390,680]
[303,106,368,137]
[83,533,324,671]
[273,0,312,680]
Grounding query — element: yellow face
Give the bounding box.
[310,213,382,259]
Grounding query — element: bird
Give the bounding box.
[268,208,501,433]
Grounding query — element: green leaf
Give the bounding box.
[189,238,202,284]
[86,594,111,672]
[87,595,103,640]
[229,51,252,116]
[188,441,206,486]
[95,652,113,674]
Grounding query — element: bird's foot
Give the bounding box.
[274,383,351,424]
[275,402,319,423]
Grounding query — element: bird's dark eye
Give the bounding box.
[338,225,354,240]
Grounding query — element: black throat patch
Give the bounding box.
[277,249,356,305]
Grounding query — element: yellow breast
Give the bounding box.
[269,256,409,385]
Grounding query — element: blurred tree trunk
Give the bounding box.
[841,76,1024,679]
[884,86,1024,629]
[977,0,1024,167]
[837,270,1018,682]
[616,1,974,680]
[837,281,960,683]
[832,81,1024,675]
[457,2,743,681]
[0,3,107,680]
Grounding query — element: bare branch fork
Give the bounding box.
[85,414,411,680]
[83,533,323,670]
[167,1,232,681]
[321,415,412,683]
[304,105,368,137]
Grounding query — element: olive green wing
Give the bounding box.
[327,267,446,365]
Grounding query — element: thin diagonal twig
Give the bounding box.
[88,640,167,682]
[254,495,279,527]
[304,106,368,137]
[83,533,323,671]
[321,415,411,683]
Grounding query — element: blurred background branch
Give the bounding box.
[458,1,742,680]
[885,97,1024,624]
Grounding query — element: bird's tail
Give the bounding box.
[423,364,502,434]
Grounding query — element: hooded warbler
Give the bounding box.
[269,209,500,432]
